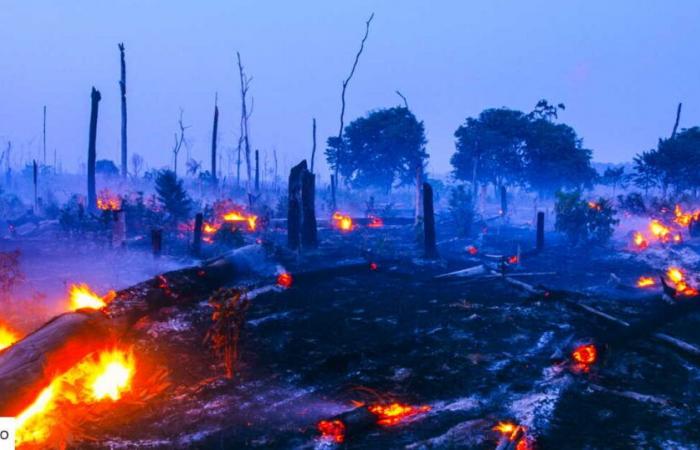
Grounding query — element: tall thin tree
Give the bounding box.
[237,52,253,189]
[211,93,219,183]
[87,87,101,211]
[42,105,47,165]
[118,43,128,178]
[310,118,317,173]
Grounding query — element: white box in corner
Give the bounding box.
[0,418,15,450]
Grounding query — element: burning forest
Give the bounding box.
[2,3,700,449]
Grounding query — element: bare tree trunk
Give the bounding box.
[288,161,306,250]
[330,174,337,211]
[87,87,101,211]
[211,94,219,183]
[255,149,260,192]
[423,182,437,259]
[671,102,682,139]
[273,148,278,192]
[119,43,128,178]
[415,164,423,225]
[42,105,47,166]
[335,13,375,191]
[310,118,317,173]
[32,160,38,212]
[237,52,253,189]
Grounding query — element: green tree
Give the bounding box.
[451,108,528,190]
[555,191,618,246]
[155,169,191,223]
[325,106,428,192]
[602,166,625,194]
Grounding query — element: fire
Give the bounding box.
[467,245,478,255]
[636,276,656,288]
[15,347,135,446]
[368,215,384,228]
[649,219,671,242]
[632,232,648,250]
[96,189,121,211]
[572,344,597,366]
[666,266,699,297]
[317,419,346,444]
[0,323,20,351]
[223,211,258,231]
[587,201,601,211]
[367,402,431,426]
[673,204,700,227]
[494,421,517,435]
[493,421,531,449]
[69,283,115,311]
[507,255,519,264]
[332,212,354,231]
[277,272,293,288]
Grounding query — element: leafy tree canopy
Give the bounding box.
[155,169,191,223]
[325,106,428,191]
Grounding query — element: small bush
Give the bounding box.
[449,185,474,237]
[555,191,618,246]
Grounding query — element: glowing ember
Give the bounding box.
[332,212,354,231]
[69,283,115,311]
[317,419,346,444]
[636,276,656,288]
[367,402,431,426]
[649,219,671,242]
[493,421,517,435]
[223,211,258,231]
[96,189,121,211]
[467,246,478,255]
[507,255,519,264]
[666,266,698,297]
[673,204,700,227]
[277,272,293,288]
[493,421,531,449]
[15,347,135,446]
[572,344,597,365]
[0,323,20,351]
[369,262,378,271]
[632,232,648,250]
[587,201,601,211]
[368,215,384,228]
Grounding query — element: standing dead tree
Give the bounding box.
[172,109,189,177]
[87,87,101,211]
[118,43,128,178]
[333,12,375,201]
[671,102,682,139]
[211,93,219,183]
[236,52,254,190]
[42,105,47,165]
[310,118,317,173]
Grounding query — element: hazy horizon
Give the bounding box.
[1,1,699,178]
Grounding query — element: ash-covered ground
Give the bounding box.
[17,217,695,450]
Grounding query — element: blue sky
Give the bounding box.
[1,1,699,178]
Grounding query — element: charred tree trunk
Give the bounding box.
[500,185,508,216]
[43,105,47,165]
[536,211,545,251]
[423,182,438,259]
[87,87,101,212]
[310,118,317,173]
[255,149,260,192]
[415,164,423,225]
[119,43,128,178]
[671,102,682,139]
[301,169,318,249]
[193,212,203,257]
[287,161,306,250]
[32,160,38,212]
[151,228,162,257]
[211,95,219,184]
[331,174,337,211]
[0,245,269,417]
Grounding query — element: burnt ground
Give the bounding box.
[14,219,700,449]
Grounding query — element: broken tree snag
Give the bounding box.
[671,102,682,138]
[32,159,38,212]
[301,169,318,249]
[423,182,438,258]
[500,185,507,216]
[536,211,545,251]
[119,43,128,178]
[151,228,162,257]
[255,149,260,191]
[211,94,219,183]
[287,161,307,250]
[193,213,203,257]
[87,87,101,211]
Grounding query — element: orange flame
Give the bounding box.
[223,211,258,231]
[69,283,115,311]
[572,344,597,365]
[467,246,478,255]
[15,347,135,446]
[367,402,431,426]
[666,266,699,297]
[636,276,656,288]
[587,201,601,211]
[493,421,531,449]
[317,419,346,443]
[632,232,648,250]
[368,215,384,228]
[332,212,354,232]
[0,323,20,351]
[96,189,121,211]
[649,220,671,242]
[673,204,700,227]
[277,272,293,288]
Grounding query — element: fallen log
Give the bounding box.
[0,244,272,417]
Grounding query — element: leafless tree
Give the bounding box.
[310,118,317,173]
[396,90,409,109]
[119,43,128,178]
[335,12,375,185]
[237,52,254,189]
[671,102,682,138]
[130,153,144,178]
[172,108,190,176]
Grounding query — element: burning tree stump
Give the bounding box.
[536,211,545,251]
[301,170,318,249]
[87,87,101,212]
[423,182,438,258]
